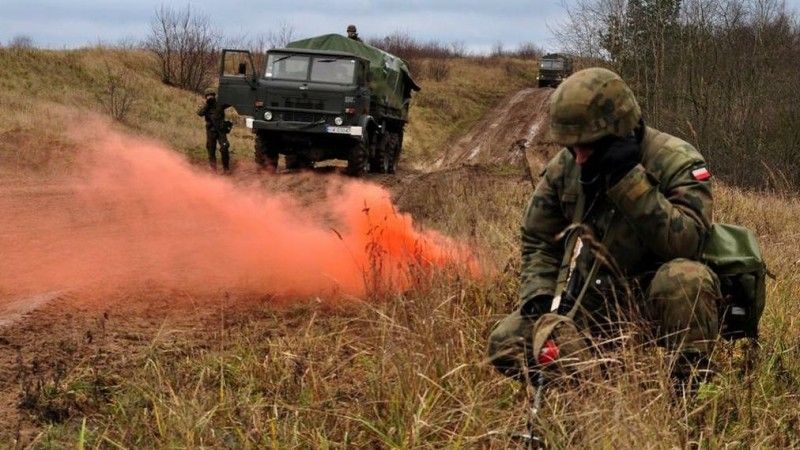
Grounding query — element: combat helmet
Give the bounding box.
[347,24,357,33]
[204,88,216,96]
[549,67,641,146]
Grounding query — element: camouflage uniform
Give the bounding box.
[488,68,721,381]
[197,91,231,172]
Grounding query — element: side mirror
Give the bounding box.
[237,62,247,75]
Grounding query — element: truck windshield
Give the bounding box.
[310,58,356,84]
[540,60,564,70]
[265,54,309,80]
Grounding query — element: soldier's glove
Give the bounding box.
[580,133,641,187]
[521,294,553,319]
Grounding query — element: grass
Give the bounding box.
[1,46,799,448]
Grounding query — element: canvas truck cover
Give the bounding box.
[287,34,420,111]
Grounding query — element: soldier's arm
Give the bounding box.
[197,103,208,117]
[519,155,570,308]
[606,145,712,260]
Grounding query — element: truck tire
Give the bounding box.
[254,132,278,170]
[388,131,402,174]
[346,136,370,177]
[371,133,391,174]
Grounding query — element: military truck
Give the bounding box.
[537,53,574,88]
[217,34,420,175]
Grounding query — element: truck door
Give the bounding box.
[218,49,257,117]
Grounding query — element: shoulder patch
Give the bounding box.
[691,166,711,181]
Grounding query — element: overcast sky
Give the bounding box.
[1,1,798,53]
[0,0,569,53]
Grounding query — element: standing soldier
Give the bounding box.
[487,68,721,395]
[197,88,231,173]
[346,25,363,42]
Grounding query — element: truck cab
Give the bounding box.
[217,34,419,176]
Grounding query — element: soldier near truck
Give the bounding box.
[217,34,419,176]
[346,25,363,42]
[196,88,232,173]
[488,67,723,395]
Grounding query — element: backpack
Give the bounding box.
[701,224,767,340]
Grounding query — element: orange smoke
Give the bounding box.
[0,122,478,299]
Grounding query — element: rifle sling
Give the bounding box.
[555,187,620,320]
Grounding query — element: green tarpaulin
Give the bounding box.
[287,34,420,111]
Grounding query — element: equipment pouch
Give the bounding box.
[702,223,767,340]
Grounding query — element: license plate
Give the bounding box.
[326,126,351,134]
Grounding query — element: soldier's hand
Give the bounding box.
[521,294,553,319]
[581,133,641,186]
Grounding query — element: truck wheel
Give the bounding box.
[346,137,370,176]
[255,132,278,171]
[371,134,391,174]
[387,132,401,174]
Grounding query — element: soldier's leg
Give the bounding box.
[206,129,218,170]
[218,133,231,172]
[646,258,721,384]
[487,309,536,381]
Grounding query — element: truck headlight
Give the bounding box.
[264,111,273,121]
[334,117,344,126]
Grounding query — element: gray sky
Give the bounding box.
[0,0,568,53]
[1,1,799,53]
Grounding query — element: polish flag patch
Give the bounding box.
[691,167,711,181]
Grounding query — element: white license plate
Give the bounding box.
[326,126,351,134]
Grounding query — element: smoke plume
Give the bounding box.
[0,122,478,299]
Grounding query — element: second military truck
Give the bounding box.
[537,53,574,88]
[217,34,420,175]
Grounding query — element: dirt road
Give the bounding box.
[433,87,559,174]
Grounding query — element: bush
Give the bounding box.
[95,62,140,122]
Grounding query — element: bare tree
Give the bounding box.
[449,40,467,57]
[556,0,800,190]
[95,62,140,122]
[491,41,505,57]
[9,35,35,49]
[268,21,296,48]
[509,41,544,58]
[145,5,221,93]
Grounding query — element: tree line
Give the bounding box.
[558,0,800,191]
